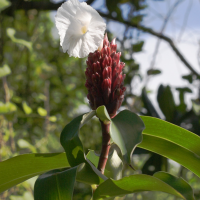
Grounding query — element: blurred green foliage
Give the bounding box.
[1,0,200,199]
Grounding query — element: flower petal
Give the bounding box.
[55,0,106,58]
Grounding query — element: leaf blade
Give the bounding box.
[93,173,193,200]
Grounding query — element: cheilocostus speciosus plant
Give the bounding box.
[0,0,199,200]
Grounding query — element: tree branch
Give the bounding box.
[99,12,199,77]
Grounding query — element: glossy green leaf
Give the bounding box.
[93,172,194,200]
[154,172,194,200]
[6,28,32,51]
[0,153,69,194]
[157,84,176,122]
[60,111,95,167]
[0,152,106,194]
[140,116,200,157]
[111,110,145,165]
[0,0,11,11]
[34,167,78,200]
[138,134,200,177]
[0,64,11,78]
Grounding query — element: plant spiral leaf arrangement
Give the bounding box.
[0,0,200,199]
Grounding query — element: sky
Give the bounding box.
[93,0,200,113]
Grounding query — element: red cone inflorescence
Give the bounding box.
[85,34,126,118]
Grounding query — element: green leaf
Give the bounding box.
[17,139,36,153]
[192,100,200,116]
[60,110,108,185]
[0,101,17,114]
[6,28,32,51]
[22,101,32,115]
[87,148,123,180]
[96,106,111,124]
[138,116,200,177]
[37,107,47,116]
[34,167,78,200]
[182,74,193,84]
[157,85,176,122]
[111,110,145,165]
[106,0,120,13]
[0,0,11,11]
[154,172,194,200]
[93,172,194,200]
[132,41,144,52]
[60,111,95,167]
[49,116,57,122]
[0,152,106,194]
[0,64,11,78]
[147,69,161,76]
[0,153,69,194]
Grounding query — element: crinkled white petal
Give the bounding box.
[55,0,106,58]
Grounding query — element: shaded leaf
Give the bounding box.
[132,41,144,52]
[147,69,161,75]
[142,88,160,118]
[34,167,78,200]
[192,100,200,116]
[182,74,193,84]
[111,109,145,165]
[60,111,95,167]
[87,148,123,180]
[157,85,176,122]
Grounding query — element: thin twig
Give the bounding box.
[145,0,183,85]
[44,80,50,137]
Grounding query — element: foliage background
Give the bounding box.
[1,0,200,199]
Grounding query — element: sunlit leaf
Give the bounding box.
[22,101,32,115]
[0,64,11,78]
[17,139,36,153]
[0,101,17,114]
[37,107,47,116]
[6,28,32,51]
[0,0,11,11]
[139,116,200,177]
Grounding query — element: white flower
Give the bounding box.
[55,0,106,58]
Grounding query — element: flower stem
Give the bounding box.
[97,120,111,174]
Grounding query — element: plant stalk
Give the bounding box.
[97,120,111,174]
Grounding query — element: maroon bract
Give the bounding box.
[85,34,126,118]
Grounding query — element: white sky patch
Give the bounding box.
[133,28,200,113]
